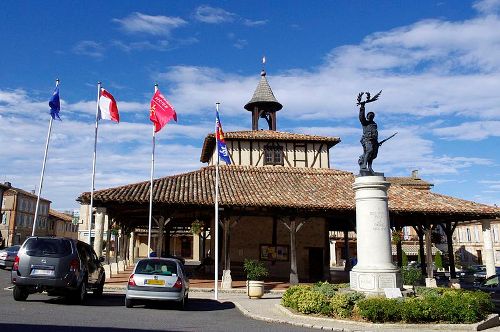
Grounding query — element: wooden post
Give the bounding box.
[425,228,433,278]
[289,217,299,284]
[396,225,403,267]
[443,221,458,279]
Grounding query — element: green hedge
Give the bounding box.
[355,289,494,323]
[282,283,494,324]
[330,291,365,318]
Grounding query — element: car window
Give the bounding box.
[484,276,499,287]
[136,260,177,275]
[24,238,72,258]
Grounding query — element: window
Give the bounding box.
[466,228,471,242]
[264,143,283,166]
[493,225,499,243]
[474,226,480,242]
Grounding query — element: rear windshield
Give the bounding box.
[135,260,178,276]
[23,238,72,258]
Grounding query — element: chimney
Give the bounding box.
[411,170,419,179]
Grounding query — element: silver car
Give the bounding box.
[0,245,20,269]
[125,258,189,309]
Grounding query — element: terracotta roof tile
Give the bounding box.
[78,166,499,218]
[49,209,73,222]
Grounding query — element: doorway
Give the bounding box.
[308,247,324,281]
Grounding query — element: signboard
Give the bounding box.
[72,209,80,225]
[260,244,289,261]
[384,288,403,299]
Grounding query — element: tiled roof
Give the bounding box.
[244,71,282,112]
[386,176,433,190]
[200,130,341,162]
[78,166,499,218]
[49,209,73,222]
[5,187,51,203]
[391,244,441,255]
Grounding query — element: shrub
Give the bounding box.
[330,291,365,318]
[414,286,447,297]
[402,250,408,267]
[311,281,349,299]
[434,251,443,270]
[281,285,311,310]
[356,289,494,324]
[243,259,268,281]
[355,297,402,322]
[297,290,328,314]
[401,266,423,286]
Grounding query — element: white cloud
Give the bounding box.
[473,0,500,14]
[433,121,500,140]
[72,41,104,58]
[193,5,236,24]
[113,12,187,36]
[112,40,170,52]
[243,19,268,27]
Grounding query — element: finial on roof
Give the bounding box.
[261,56,266,76]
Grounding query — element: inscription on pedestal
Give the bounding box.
[358,274,375,290]
[369,211,386,231]
[379,274,396,289]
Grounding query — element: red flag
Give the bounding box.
[149,90,177,132]
[98,88,119,122]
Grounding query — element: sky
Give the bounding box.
[0,0,499,212]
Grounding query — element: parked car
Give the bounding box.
[473,266,500,284]
[11,236,105,303]
[0,245,20,269]
[458,264,485,282]
[125,258,189,309]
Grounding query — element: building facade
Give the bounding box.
[1,186,51,246]
[48,209,78,239]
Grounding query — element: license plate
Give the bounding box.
[145,279,165,286]
[31,269,55,276]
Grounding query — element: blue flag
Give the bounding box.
[216,111,231,164]
[49,86,61,120]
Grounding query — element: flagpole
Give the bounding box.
[214,102,221,300]
[88,82,101,245]
[32,79,59,236]
[147,84,158,258]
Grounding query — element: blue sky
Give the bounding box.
[1,0,499,211]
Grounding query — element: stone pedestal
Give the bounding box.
[350,175,402,294]
[221,269,233,289]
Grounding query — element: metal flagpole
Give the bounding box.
[147,84,159,258]
[214,102,220,300]
[88,82,101,245]
[32,79,59,236]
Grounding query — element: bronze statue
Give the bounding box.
[356,91,396,175]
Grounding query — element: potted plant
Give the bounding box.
[243,259,268,299]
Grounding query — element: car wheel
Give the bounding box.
[125,297,134,308]
[73,281,87,304]
[93,277,104,297]
[13,286,28,301]
[178,294,186,310]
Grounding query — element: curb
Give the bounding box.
[103,285,286,295]
[276,304,500,331]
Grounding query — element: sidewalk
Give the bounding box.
[105,268,500,331]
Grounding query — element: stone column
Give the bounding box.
[79,204,90,243]
[93,207,106,256]
[482,220,496,278]
[329,239,337,267]
[129,231,135,263]
[193,232,200,262]
[350,175,401,294]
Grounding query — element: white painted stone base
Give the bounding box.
[350,269,401,294]
[425,278,437,288]
[221,269,233,289]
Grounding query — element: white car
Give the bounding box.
[125,258,189,309]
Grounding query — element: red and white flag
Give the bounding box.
[98,88,119,122]
[150,89,177,132]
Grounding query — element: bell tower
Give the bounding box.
[244,59,283,131]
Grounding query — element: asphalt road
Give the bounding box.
[0,268,311,332]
